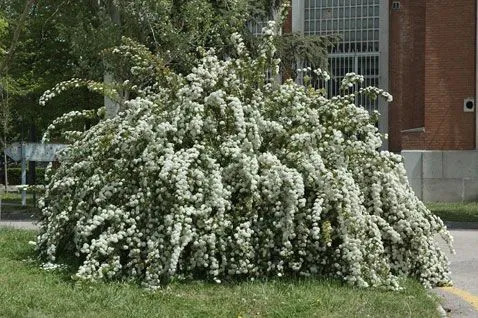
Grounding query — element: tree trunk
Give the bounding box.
[28,123,36,205]
[104,1,122,119]
[28,123,36,185]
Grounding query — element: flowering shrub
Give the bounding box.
[36,23,452,290]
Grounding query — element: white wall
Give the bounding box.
[402,150,478,202]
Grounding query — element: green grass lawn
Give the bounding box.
[0,228,441,318]
[427,202,478,222]
[1,191,35,204]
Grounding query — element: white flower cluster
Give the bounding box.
[39,78,120,107]
[298,67,331,86]
[41,108,103,143]
[107,37,170,95]
[359,86,394,103]
[16,184,45,194]
[313,68,331,81]
[340,72,365,90]
[41,262,67,271]
[36,25,452,290]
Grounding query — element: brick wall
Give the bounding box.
[283,6,292,34]
[389,0,476,151]
[389,0,426,151]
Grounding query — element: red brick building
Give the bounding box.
[286,0,477,152]
[389,0,476,152]
[286,1,478,201]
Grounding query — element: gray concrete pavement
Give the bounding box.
[434,229,478,317]
[0,220,38,230]
[447,230,478,296]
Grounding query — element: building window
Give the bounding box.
[304,0,380,53]
[247,19,270,36]
[304,0,381,113]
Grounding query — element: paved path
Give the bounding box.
[434,229,478,317]
[0,220,38,230]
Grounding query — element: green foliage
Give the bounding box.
[0,0,103,145]
[0,0,332,141]
[1,0,334,141]
[0,14,8,44]
[4,167,46,185]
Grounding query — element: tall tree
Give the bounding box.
[0,0,37,187]
[2,0,336,137]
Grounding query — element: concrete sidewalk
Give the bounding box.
[0,220,38,230]
[434,229,478,317]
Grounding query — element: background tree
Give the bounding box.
[1,0,336,141]
[0,0,37,187]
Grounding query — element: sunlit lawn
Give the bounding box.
[0,228,440,318]
[427,202,478,222]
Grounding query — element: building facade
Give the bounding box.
[389,0,476,152]
[286,0,478,201]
